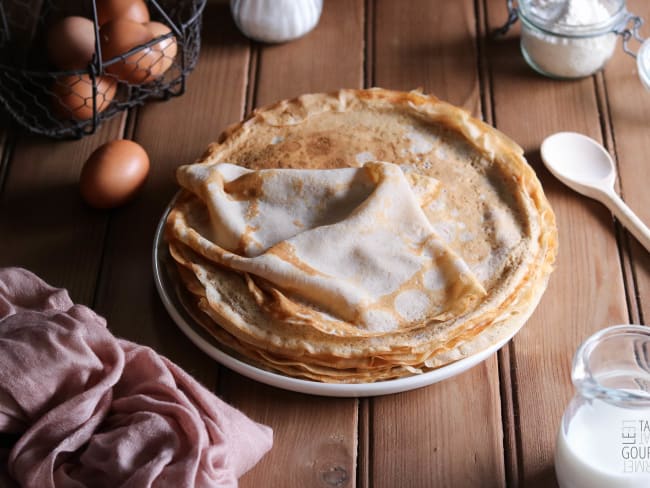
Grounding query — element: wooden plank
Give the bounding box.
[374,0,481,114]
[223,377,358,488]
[0,117,123,304]
[253,0,364,107]
[91,2,250,384]
[370,1,505,487]
[219,1,365,487]
[603,0,650,324]
[484,0,630,486]
[371,363,504,488]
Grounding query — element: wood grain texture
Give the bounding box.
[373,0,481,114]
[484,0,630,486]
[370,1,505,487]
[0,117,123,304]
[253,0,364,107]
[221,1,365,487]
[92,2,250,383]
[371,362,504,488]
[603,0,650,325]
[223,376,358,488]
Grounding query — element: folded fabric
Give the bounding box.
[0,267,273,488]
[172,161,486,333]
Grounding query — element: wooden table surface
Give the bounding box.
[1,0,649,486]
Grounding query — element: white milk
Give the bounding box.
[555,399,650,488]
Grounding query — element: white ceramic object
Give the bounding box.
[230,0,323,43]
[541,131,650,253]
[152,199,515,397]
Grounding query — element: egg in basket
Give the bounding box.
[0,0,205,138]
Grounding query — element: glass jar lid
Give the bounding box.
[518,0,627,36]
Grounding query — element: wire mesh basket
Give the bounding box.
[0,0,206,138]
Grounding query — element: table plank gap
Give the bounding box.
[245,42,259,115]
[357,398,370,488]
[357,2,372,484]
[497,346,521,488]
[477,1,516,485]
[123,105,139,140]
[485,1,631,486]
[0,131,15,197]
[92,2,250,388]
[594,72,641,325]
[364,0,375,88]
[474,0,492,123]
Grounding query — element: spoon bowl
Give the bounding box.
[541,132,615,198]
[540,132,650,253]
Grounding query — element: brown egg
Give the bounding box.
[52,74,117,121]
[96,0,150,25]
[47,16,96,70]
[100,18,157,84]
[80,140,150,209]
[145,21,177,80]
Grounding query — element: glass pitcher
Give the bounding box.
[555,325,650,488]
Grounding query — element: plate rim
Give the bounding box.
[152,198,515,397]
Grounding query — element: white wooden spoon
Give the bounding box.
[540,131,650,253]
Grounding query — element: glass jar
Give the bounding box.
[499,0,650,85]
[638,39,650,89]
[555,325,650,488]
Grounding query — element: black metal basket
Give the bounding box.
[0,0,206,138]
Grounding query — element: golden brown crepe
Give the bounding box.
[165,88,558,383]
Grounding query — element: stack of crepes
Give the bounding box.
[165,88,558,383]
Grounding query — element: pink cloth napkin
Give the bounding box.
[0,267,273,488]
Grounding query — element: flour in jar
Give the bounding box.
[521,0,618,78]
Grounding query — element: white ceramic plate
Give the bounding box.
[152,201,515,397]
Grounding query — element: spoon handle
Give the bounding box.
[603,190,650,253]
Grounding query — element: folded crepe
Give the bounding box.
[169,161,486,334]
[163,88,558,383]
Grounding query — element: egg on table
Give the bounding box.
[80,139,150,209]
[47,16,96,70]
[52,74,117,120]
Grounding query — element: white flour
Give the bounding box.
[521,0,617,78]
